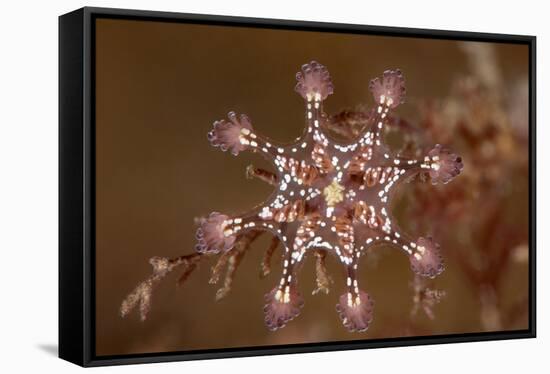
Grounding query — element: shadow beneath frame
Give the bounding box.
[37,344,58,357]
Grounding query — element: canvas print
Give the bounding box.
[94,18,530,356]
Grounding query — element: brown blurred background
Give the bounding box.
[95,18,530,356]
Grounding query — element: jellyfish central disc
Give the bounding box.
[323,180,345,207]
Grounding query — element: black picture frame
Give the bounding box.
[59,6,537,367]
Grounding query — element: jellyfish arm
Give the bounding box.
[369,146,463,279]
[336,265,374,332]
[335,244,374,333]
[195,209,281,255]
[358,69,406,146]
[208,111,287,161]
[294,61,335,150]
[263,220,315,331]
[199,110,294,255]
[263,253,304,331]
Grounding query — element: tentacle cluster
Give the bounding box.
[195,212,236,254]
[427,144,464,185]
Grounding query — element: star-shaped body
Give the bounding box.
[197,61,463,332]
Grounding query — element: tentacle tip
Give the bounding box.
[207,112,253,155]
[409,237,444,278]
[336,291,374,332]
[369,69,406,108]
[294,60,334,101]
[195,212,236,254]
[263,286,304,331]
[427,144,464,184]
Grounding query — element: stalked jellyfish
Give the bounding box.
[121,61,463,333]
